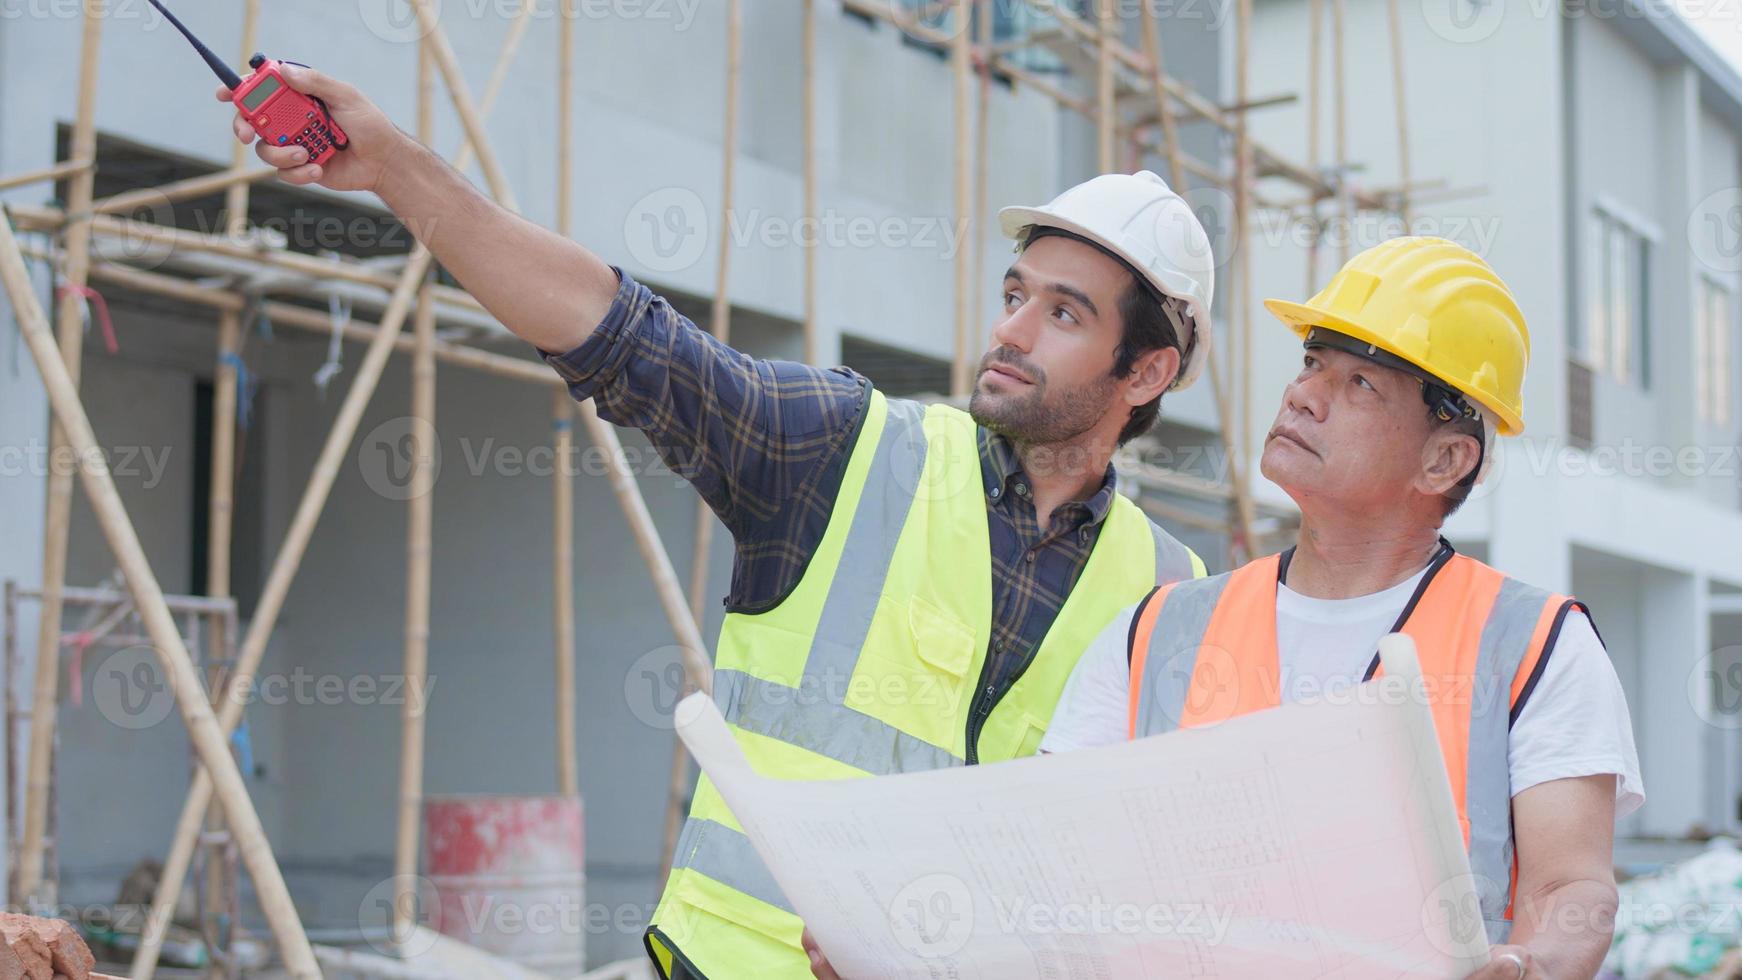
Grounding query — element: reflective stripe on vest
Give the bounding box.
[647,389,1204,978]
[1124,550,1587,947]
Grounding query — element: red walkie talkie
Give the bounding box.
[144,0,349,166]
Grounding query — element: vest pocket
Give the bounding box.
[847,594,977,754]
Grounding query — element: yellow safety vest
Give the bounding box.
[645,390,1204,978]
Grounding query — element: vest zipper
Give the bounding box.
[964,640,1046,765]
[964,676,998,765]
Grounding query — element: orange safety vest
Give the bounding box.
[1124,542,1594,944]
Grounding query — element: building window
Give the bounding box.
[1698,276,1734,426]
[1581,208,1651,389]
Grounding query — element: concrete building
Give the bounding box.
[1242,0,1742,848]
[0,0,1228,967]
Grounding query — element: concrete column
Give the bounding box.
[1635,565,1710,836]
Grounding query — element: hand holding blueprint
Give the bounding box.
[676,635,1492,978]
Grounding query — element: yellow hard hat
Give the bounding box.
[1263,237,1530,435]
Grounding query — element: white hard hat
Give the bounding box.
[998,170,1215,390]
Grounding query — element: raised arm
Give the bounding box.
[219,64,616,352]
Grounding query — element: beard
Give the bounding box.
[968,348,1118,446]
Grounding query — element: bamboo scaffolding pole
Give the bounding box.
[93,166,278,217]
[394,37,439,945]
[579,401,713,692]
[132,3,539,962]
[1096,0,1116,173]
[1386,0,1411,225]
[972,0,990,362]
[19,0,103,906]
[553,0,580,801]
[38,251,562,387]
[0,158,92,194]
[1136,0,1259,560]
[552,393,578,797]
[0,210,321,977]
[802,0,818,366]
[199,0,261,961]
[8,203,486,315]
[1235,0,1256,564]
[1332,0,1350,264]
[1308,0,1323,294]
[950,0,972,395]
[407,0,513,205]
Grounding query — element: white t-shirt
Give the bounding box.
[1039,565,1645,817]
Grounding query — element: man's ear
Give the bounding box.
[1124,345,1182,407]
[1415,426,1482,497]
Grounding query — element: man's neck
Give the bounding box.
[1011,436,1116,529]
[1285,505,1444,600]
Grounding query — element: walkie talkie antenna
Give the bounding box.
[144,0,243,90]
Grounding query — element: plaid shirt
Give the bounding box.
[544,269,1122,717]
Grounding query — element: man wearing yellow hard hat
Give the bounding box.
[1040,237,1642,980]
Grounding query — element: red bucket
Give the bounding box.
[422,794,585,973]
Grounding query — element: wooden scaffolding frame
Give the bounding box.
[0,0,1416,973]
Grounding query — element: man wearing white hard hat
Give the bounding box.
[228,71,1219,979]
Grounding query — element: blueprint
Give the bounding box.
[676,635,1492,978]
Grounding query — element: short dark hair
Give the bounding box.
[1437,412,1485,519]
[1021,227,1197,446]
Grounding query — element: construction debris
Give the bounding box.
[0,913,97,980]
[1603,838,1742,979]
